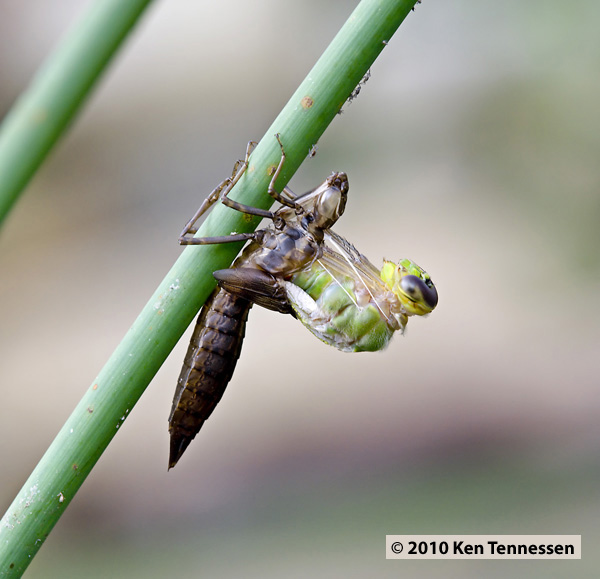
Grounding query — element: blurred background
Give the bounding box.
[1,0,598,576]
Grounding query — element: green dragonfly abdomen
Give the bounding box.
[287,265,398,352]
[326,298,392,352]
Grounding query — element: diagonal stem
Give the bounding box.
[0,0,419,575]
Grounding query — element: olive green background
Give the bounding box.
[1,1,598,576]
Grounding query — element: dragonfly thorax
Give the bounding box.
[240,225,321,277]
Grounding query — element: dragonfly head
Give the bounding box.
[381,259,438,316]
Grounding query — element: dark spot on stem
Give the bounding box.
[301,96,314,109]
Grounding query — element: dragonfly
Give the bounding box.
[168,136,437,468]
[168,136,348,468]
[218,231,437,353]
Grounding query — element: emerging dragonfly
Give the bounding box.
[168,137,437,468]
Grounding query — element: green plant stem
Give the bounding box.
[0,0,418,575]
[0,0,155,226]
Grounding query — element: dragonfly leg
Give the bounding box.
[179,232,257,246]
[179,178,236,241]
[179,141,258,244]
[180,133,301,247]
[219,197,274,220]
[218,133,298,217]
[267,134,297,209]
[280,185,297,201]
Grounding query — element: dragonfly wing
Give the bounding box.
[324,230,385,284]
[214,268,293,314]
[321,231,402,331]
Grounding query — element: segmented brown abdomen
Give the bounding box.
[168,229,323,469]
[168,287,251,469]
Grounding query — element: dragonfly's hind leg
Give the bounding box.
[181,232,258,246]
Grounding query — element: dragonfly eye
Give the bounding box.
[400,275,421,299]
[399,275,438,312]
[423,279,438,309]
